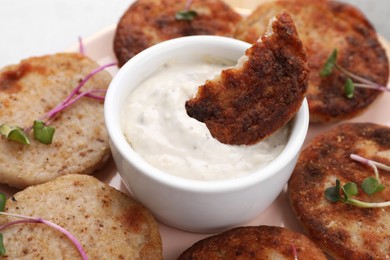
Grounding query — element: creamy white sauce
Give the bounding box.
[122,57,289,181]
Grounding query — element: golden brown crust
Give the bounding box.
[178,225,326,260]
[185,12,308,145]
[235,0,389,123]
[0,174,162,259]
[114,0,241,66]
[288,122,390,259]
[0,53,111,189]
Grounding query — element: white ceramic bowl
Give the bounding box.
[105,35,309,233]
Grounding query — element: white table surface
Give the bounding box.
[0,0,389,68]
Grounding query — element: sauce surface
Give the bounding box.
[122,57,289,181]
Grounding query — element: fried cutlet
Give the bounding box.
[0,174,162,259]
[235,0,389,123]
[178,225,326,259]
[113,0,241,66]
[185,12,309,145]
[288,122,390,259]
[0,53,111,189]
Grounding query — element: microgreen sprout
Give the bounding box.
[0,193,88,259]
[320,49,390,98]
[350,153,388,195]
[291,243,298,260]
[325,154,390,208]
[175,0,198,21]
[0,194,6,256]
[0,61,117,145]
[0,234,5,256]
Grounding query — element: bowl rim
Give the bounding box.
[105,35,309,194]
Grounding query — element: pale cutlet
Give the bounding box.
[288,122,390,259]
[185,12,309,145]
[0,53,111,189]
[178,225,326,259]
[0,174,162,259]
[235,0,389,123]
[113,0,241,67]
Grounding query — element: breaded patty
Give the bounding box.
[0,174,162,259]
[0,53,111,189]
[113,0,241,66]
[185,12,308,145]
[289,122,390,259]
[178,225,326,259]
[235,0,389,123]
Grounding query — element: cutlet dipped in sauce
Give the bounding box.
[122,57,289,181]
[122,12,308,181]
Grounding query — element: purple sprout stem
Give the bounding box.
[45,89,106,125]
[353,83,390,92]
[55,61,116,112]
[335,64,389,91]
[77,89,106,101]
[23,62,116,134]
[78,36,85,55]
[0,212,88,260]
[350,154,378,180]
[350,154,390,172]
[291,243,298,260]
[24,125,33,134]
[350,153,390,182]
[185,0,193,10]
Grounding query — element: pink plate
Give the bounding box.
[1,24,389,260]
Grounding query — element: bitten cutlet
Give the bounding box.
[185,12,309,145]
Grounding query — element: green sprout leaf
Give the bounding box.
[362,176,385,195]
[343,182,358,197]
[0,233,5,256]
[33,120,55,145]
[0,194,5,257]
[0,124,12,137]
[0,193,5,212]
[344,78,355,98]
[175,10,198,21]
[7,129,30,145]
[325,179,342,202]
[326,180,358,203]
[320,49,338,77]
[0,124,30,145]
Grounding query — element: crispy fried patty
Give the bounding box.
[178,225,326,259]
[113,0,241,67]
[0,53,111,189]
[0,174,162,259]
[289,122,390,259]
[185,12,309,145]
[235,0,389,123]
